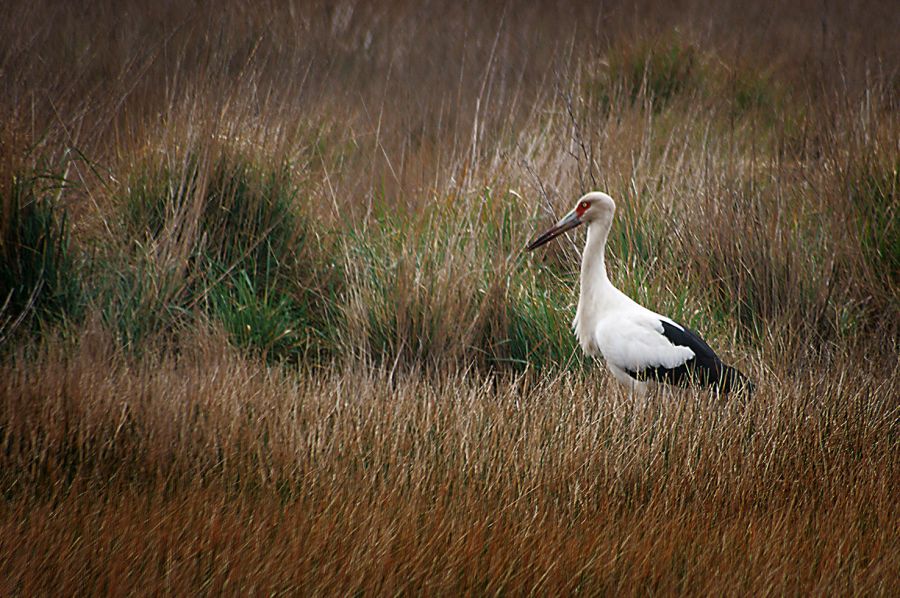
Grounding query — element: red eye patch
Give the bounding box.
[576,201,590,216]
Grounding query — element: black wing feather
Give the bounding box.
[625,320,752,393]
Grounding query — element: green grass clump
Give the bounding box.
[110,148,343,360]
[586,35,782,131]
[603,36,702,111]
[499,270,588,371]
[340,216,469,368]
[729,70,779,119]
[851,162,899,294]
[96,260,186,351]
[0,169,81,336]
[123,152,301,287]
[207,269,303,362]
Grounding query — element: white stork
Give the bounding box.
[527,192,752,395]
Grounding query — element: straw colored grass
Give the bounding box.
[1,328,896,595]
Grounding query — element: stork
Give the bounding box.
[527,192,752,396]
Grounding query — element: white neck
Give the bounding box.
[580,221,612,304]
[574,219,624,351]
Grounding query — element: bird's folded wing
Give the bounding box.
[596,315,696,372]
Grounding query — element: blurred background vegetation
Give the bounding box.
[2,0,897,370]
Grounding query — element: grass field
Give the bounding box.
[1,0,898,594]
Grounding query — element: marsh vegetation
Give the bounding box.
[1,0,898,593]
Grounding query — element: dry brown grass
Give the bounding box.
[1,0,899,594]
[1,327,897,595]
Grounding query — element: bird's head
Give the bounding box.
[526,192,615,251]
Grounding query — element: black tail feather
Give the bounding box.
[719,364,754,394]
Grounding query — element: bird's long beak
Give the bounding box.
[526,210,582,251]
